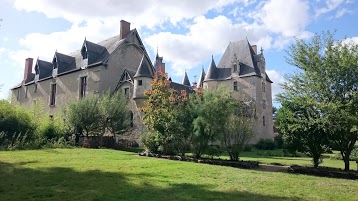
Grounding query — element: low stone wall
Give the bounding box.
[288,165,358,180]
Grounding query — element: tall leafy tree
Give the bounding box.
[141,68,187,154]
[279,32,358,170]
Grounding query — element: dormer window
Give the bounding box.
[233,64,237,72]
[35,65,39,75]
[81,46,88,59]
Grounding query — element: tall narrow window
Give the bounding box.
[233,81,238,91]
[25,87,28,98]
[262,100,266,110]
[138,80,143,86]
[17,89,20,101]
[130,111,134,127]
[50,84,56,106]
[124,88,130,98]
[263,116,265,126]
[80,76,87,98]
[262,82,265,92]
[34,84,38,93]
[233,64,237,72]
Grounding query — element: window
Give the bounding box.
[138,80,143,86]
[50,84,56,106]
[80,76,87,98]
[81,46,88,59]
[53,57,57,69]
[124,88,130,98]
[262,82,265,92]
[25,87,28,98]
[34,84,37,93]
[233,64,237,72]
[262,100,266,110]
[263,116,265,126]
[233,81,238,91]
[130,111,134,127]
[17,89,20,101]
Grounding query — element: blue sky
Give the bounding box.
[1,0,358,106]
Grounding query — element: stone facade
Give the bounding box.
[11,20,273,144]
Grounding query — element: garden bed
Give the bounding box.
[138,151,259,169]
[288,165,358,180]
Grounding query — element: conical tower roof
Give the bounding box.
[197,66,206,88]
[182,71,191,86]
[134,54,153,78]
[204,56,217,81]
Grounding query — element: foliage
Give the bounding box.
[64,96,102,136]
[0,100,35,145]
[64,93,130,148]
[222,100,255,161]
[350,147,358,161]
[278,31,358,169]
[99,92,130,135]
[141,68,188,155]
[254,138,277,150]
[273,133,283,149]
[141,131,160,153]
[35,116,67,141]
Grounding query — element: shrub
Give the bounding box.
[0,101,35,145]
[35,116,67,141]
[205,145,222,159]
[350,147,358,161]
[273,133,284,149]
[141,131,159,153]
[254,138,277,150]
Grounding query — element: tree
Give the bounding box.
[190,88,232,158]
[100,92,130,135]
[141,68,187,154]
[280,31,358,170]
[272,106,278,114]
[64,96,102,137]
[222,100,255,161]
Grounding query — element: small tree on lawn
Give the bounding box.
[64,96,102,137]
[222,100,255,161]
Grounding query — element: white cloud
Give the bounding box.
[342,36,358,45]
[314,0,346,18]
[145,15,270,75]
[257,0,310,37]
[266,69,285,100]
[13,0,239,28]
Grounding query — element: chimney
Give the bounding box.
[24,58,33,81]
[120,20,131,39]
[251,45,257,54]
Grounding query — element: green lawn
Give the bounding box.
[0,149,357,201]
[239,149,357,170]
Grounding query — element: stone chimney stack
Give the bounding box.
[24,58,33,81]
[251,45,257,54]
[120,20,131,39]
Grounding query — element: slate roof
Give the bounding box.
[182,71,190,86]
[12,29,141,89]
[217,39,261,77]
[170,82,194,94]
[204,56,218,81]
[134,54,154,78]
[35,59,53,80]
[197,67,206,88]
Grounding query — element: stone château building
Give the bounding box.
[11,20,273,142]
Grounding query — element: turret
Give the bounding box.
[197,66,206,88]
[133,54,154,107]
[182,70,190,86]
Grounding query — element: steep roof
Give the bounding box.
[182,71,190,86]
[170,82,194,94]
[134,54,154,78]
[204,56,217,81]
[197,67,206,88]
[217,39,261,77]
[35,59,53,80]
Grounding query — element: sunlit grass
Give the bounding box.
[0,148,357,201]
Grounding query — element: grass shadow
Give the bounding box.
[0,161,302,201]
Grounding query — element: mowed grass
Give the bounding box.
[0,149,357,201]
[239,149,357,170]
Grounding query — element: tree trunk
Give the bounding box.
[341,151,351,171]
[313,155,320,168]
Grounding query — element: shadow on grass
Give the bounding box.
[0,161,302,201]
